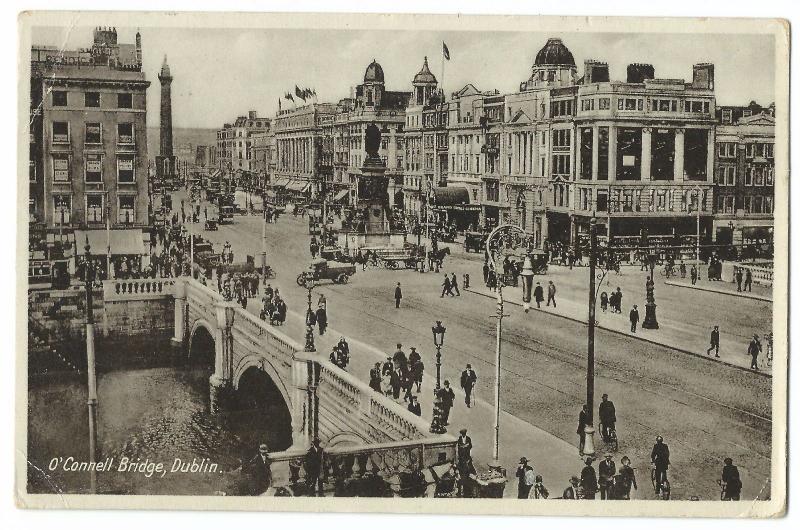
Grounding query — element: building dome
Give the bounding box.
[534,38,575,67]
[413,56,437,84]
[364,59,385,83]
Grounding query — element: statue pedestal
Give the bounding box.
[642,303,659,329]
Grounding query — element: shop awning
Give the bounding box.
[269,177,288,188]
[286,180,311,192]
[431,186,470,206]
[73,229,146,256]
[333,189,350,201]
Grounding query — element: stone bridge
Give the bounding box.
[163,277,455,458]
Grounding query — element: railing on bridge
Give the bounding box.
[103,277,176,301]
[264,436,457,497]
[732,263,774,286]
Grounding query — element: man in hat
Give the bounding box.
[629,304,640,333]
[748,334,762,370]
[247,443,272,495]
[369,362,382,393]
[304,438,324,496]
[577,404,589,455]
[580,457,598,500]
[456,428,473,463]
[617,455,637,500]
[650,435,670,495]
[515,457,535,499]
[721,457,742,501]
[407,395,421,416]
[562,476,580,499]
[598,453,616,500]
[706,325,720,357]
[394,282,403,308]
[438,380,456,425]
[598,393,616,443]
[460,364,477,408]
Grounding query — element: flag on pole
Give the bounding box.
[296,85,306,101]
[442,41,450,61]
[278,98,282,112]
[285,92,294,102]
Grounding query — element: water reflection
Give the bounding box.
[28,359,292,495]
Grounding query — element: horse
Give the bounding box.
[429,246,451,269]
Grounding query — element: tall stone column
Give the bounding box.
[591,126,599,180]
[641,127,652,181]
[705,128,715,183]
[608,126,617,182]
[674,129,685,181]
[289,352,321,449]
[171,279,186,346]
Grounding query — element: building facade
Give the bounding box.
[713,102,775,249]
[215,111,270,173]
[30,27,151,255]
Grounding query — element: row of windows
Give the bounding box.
[717,142,774,159]
[51,121,135,145]
[51,90,133,109]
[49,195,138,225]
[716,165,774,186]
[49,154,137,184]
[716,195,773,214]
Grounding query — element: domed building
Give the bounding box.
[361,59,385,107]
[411,56,437,106]
[521,37,578,91]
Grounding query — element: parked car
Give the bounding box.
[463,231,487,253]
[296,258,356,286]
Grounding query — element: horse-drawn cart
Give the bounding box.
[363,244,425,270]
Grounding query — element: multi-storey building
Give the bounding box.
[346,60,410,208]
[195,145,217,168]
[251,129,275,190]
[30,27,151,266]
[215,111,269,173]
[273,103,337,201]
[331,99,354,205]
[714,101,775,248]
[402,57,435,220]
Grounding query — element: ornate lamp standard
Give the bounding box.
[304,276,317,353]
[429,320,447,434]
[642,251,659,329]
[520,254,535,313]
[83,237,99,493]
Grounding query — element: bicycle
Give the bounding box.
[650,465,671,500]
[599,423,618,452]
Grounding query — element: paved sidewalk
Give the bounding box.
[242,297,617,499]
[664,279,772,302]
[465,284,771,376]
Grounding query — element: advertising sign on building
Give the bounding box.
[53,157,69,180]
[86,155,102,173]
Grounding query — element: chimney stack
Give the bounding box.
[584,59,610,84]
[692,63,715,90]
[626,63,655,84]
[248,110,257,120]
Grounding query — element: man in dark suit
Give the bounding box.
[629,304,640,333]
[369,362,382,392]
[533,282,544,308]
[456,428,473,463]
[460,364,477,408]
[305,438,324,496]
[706,325,720,357]
[394,282,402,308]
[247,443,272,495]
[651,435,670,495]
[390,367,403,399]
[580,457,598,500]
[598,393,616,443]
[407,395,421,416]
[439,380,455,425]
[598,454,616,500]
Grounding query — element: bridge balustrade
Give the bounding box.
[103,277,176,300]
[264,437,457,497]
[733,263,774,286]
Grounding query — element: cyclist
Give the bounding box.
[720,457,742,501]
[650,435,670,496]
[598,393,616,443]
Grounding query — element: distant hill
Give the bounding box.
[146,127,216,160]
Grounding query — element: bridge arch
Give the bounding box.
[232,353,293,417]
[188,319,216,365]
[326,431,370,448]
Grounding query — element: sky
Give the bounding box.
[31,25,776,130]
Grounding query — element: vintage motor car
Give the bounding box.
[463,231,488,253]
[296,258,356,286]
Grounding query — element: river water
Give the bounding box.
[27,350,293,496]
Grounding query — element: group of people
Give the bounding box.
[368,344,425,407]
[259,283,287,326]
[440,272,462,297]
[328,337,350,370]
[221,241,235,265]
[599,287,624,314]
[305,294,328,335]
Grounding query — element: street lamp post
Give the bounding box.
[304,278,317,353]
[429,321,447,434]
[694,185,702,268]
[642,252,659,329]
[520,254,534,313]
[83,237,99,493]
[583,216,598,458]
